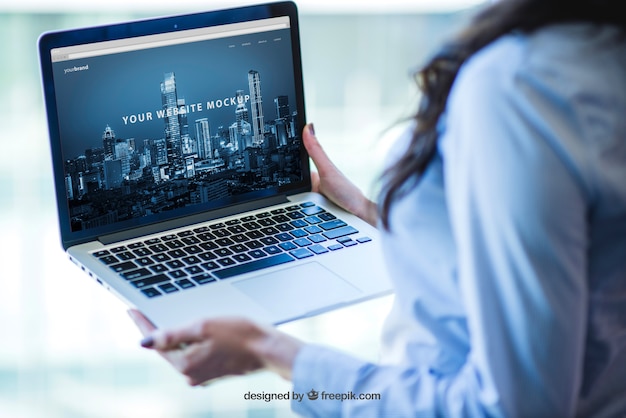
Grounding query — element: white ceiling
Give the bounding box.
[1,0,487,14]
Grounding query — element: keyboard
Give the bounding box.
[92,201,372,298]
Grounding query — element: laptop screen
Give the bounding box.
[40,2,309,249]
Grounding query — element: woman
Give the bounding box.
[130,0,626,416]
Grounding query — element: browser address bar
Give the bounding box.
[63,22,289,61]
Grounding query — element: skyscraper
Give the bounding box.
[235,89,249,132]
[102,125,116,160]
[161,72,181,163]
[195,118,212,160]
[274,95,289,120]
[248,70,264,146]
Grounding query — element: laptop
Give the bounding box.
[38,1,392,329]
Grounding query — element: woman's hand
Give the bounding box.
[303,124,378,227]
[128,310,303,386]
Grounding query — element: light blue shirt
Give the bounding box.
[292,23,626,417]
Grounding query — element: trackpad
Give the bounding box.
[233,262,361,319]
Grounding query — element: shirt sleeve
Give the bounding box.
[291,36,589,417]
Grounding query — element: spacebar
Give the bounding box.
[213,253,295,279]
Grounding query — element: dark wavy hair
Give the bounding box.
[379,0,626,229]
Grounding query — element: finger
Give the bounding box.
[146,321,210,351]
[128,309,157,336]
[310,171,320,193]
[302,124,335,174]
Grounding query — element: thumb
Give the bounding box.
[302,123,337,175]
[141,323,207,351]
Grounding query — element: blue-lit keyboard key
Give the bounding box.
[309,244,329,255]
[290,248,314,259]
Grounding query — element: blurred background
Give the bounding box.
[0,0,485,416]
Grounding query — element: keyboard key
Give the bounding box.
[131,274,170,288]
[185,266,204,275]
[233,254,252,262]
[214,248,233,257]
[279,242,297,251]
[294,238,312,247]
[290,219,308,228]
[309,234,327,243]
[231,234,249,243]
[229,244,249,253]
[176,278,196,289]
[301,206,324,216]
[135,257,155,267]
[271,208,286,215]
[245,230,264,240]
[300,201,315,207]
[198,251,217,261]
[323,226,358,240]
[166,260,185,269]
[183,245,203,255]
[182,256,202,265]
[168,270,187,279]
[209,222,226,230]
[149,264,168,273]
[110,246,127,253]
[116,251,135,261]
[192,273,216,285]
[286,205,300,211]
[319,219,347,230]
[158,283,179,294]
[193,226,211,233]
[304,225,323,234]
[256,212,272,218]
[248,249,267,259]
[133,247,153,257]
[197,232,216,241]
[287,212,305,220]
[264,245,282,254]
[181,237,201,246]
[241,215,256,222]
[213,253,295,280]
[165,240,185,249]
[201,261,220,271]
[141,287,162,298]
[199,241,219,251]
[167,249,186,258]
[319,212,336,221]
[289,248,314,259]
[357,237,373,243]
[275,223,294,232]
[338,237,358,247]
[110,261,138,272]
[309,244,329,254]
[148,243,169,253]
[217,257,236,267]
[216,238,235,247]
[260,237,279,245]
[290,229,308,238]
[227,225,246,234]
[225,219,241,226]
[245,240,264,249]
[93,250,110,257]
[257,218,276,227]
[144,238,161,245]
[177,230,194,237]
[305,216,323,225]
[213,229,231,238]
[260,227,280,236]
[276,233,293,242]
[151,253,171,262]
[272,214,290,223]
[328,244,344,251]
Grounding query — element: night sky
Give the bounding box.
[53,28,296,159]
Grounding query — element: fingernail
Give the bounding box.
[140,336,154,348]
[309,123,315,136]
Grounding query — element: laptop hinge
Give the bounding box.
[98,194,289,246]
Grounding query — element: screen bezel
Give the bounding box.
[38,1,309,250]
